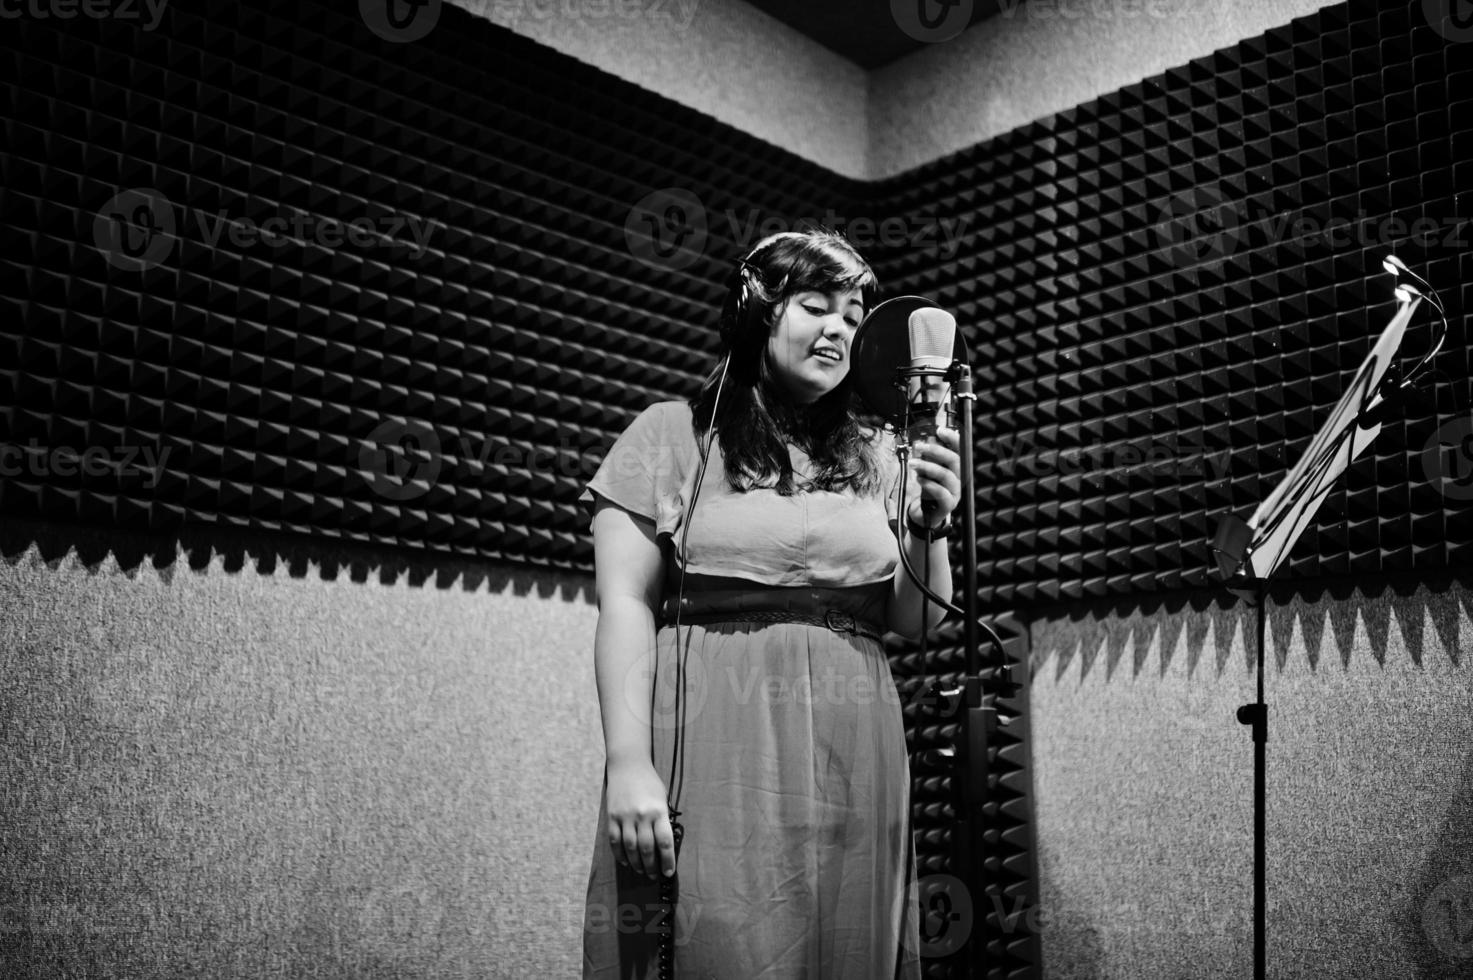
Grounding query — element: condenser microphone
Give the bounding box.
[906,307,958,444]
[850,295,969,429]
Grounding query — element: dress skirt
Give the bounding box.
[582,617,922,979]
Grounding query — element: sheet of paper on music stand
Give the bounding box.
[1243,294,1421,579]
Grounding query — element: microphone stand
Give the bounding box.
[893,361,1010,980]
[1235,580,1268,980]
[955,368,997,980]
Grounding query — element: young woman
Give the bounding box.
[581,230,961,978]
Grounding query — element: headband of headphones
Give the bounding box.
[719,231,813,349]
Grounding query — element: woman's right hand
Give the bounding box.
[605,756,678,880]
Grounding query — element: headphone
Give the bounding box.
[717,231,814,356]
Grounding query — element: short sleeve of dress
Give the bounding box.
[578,401,700,538]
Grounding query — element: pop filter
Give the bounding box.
[850,295,970,423]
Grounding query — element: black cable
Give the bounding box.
[666,355,726,811]
[656,355,728,978]
[891,439,1011,671]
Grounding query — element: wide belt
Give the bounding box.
[658,588,886,642]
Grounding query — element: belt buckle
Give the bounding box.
[824,609,857,634]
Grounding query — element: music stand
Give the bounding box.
[1209,262,1442,980]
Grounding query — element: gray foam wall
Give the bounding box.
[1029,581,1473,978]
[0,519,605,978]
[4,521,1471,976]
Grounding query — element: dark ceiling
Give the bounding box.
[743,0,1007,69]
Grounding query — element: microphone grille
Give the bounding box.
[908,308,956,360]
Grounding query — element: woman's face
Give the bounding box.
[764,287,865,405]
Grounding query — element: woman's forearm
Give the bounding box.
[889,530,953,639]
[593,593,659,766]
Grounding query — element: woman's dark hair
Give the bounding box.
[690,229,883,496]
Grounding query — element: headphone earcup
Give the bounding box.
[718,261,757,350]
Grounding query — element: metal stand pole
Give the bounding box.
[1234,583,1268,980]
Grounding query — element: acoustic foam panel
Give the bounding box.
[1,0,1467,610]
[867,0,1470,609]
[0,0,861,574]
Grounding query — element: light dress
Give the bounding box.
[580,400,922,980]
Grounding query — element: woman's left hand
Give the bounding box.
[905,426,962,528]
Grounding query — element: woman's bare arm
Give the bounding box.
[889,529,954,640]
[887,427,961,640]
[591,498,678,879]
